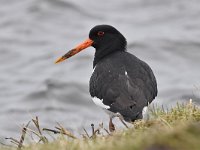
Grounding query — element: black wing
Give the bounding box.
[89,51,157,122]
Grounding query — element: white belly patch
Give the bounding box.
[92,97,110,109]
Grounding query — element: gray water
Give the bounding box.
[0,0,200,139]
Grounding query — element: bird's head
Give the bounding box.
[55,25,127,64]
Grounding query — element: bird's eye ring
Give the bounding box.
[97,31,104,36]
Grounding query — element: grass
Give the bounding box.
[1,100,200,150]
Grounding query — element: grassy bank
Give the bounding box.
[1,101,200,150]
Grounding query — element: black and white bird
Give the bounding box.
[55,25,157,131]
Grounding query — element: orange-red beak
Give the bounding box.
[55,38,93,64]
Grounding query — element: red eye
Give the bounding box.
[97,31,104,36]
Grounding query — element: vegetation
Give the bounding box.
[1,100,200,150]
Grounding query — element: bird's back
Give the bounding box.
[89,51,157,122]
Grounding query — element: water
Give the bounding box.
[0,0,200,139]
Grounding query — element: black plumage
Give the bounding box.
[90,51,157,122]
[89,25,157,122]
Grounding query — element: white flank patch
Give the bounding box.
[92,97,110,109]
[142,106,149,121]
[125,71,128,76]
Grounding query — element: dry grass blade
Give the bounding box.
[0,141,13,147]
[18,121,31,149]
[55,123,77,139]
[159,117,172,129]
[31,116,48,143]
[94,129,100,135]
[43,128,60,134]
[11,141,20,147]
[26,128,41,139]
[94,123,104,135]
[26,127,48,143]
[83,128,90,138]
[119,118,129,128]
[82,123,109,138]
[81,134,88,139]
[32,116,42,135]
[104,128,110,135]
[43,125,77,139]
[5,137,20,145]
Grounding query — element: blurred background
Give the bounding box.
[0,0,200,139]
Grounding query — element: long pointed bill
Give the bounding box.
[55,38,93,64]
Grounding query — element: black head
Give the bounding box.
[55,25,127,67]
[89,25,127,50]
[89,25,127,66]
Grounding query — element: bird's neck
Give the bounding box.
[93,35,127,67]
[93,45,126,68]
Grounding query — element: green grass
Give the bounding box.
[1,101,200,150]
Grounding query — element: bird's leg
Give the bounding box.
[109,118,115,132]
[117,113,129,128]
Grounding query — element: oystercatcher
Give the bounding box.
[55,25,157,131]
